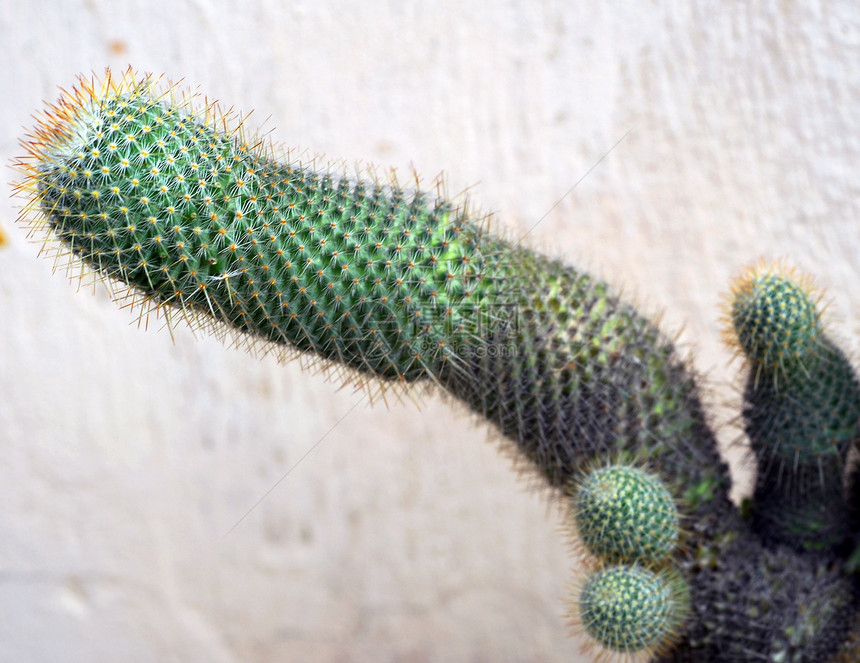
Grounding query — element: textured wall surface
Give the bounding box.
[2,1,860,662]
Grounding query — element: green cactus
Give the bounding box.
[575,563,689,657]
[728,263,821,381]
[15,69,732,507]
[726,262,860,552]
[570,462,680,565]
[20,73,493,383]
[14,68,860,663]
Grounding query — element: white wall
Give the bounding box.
[1,1,859,661]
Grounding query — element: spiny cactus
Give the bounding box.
[575,563,689,658]
[570,462,680,565]
[673,536,856,663]
[14,68,732,508]
[725,262,860,552]
[19,71,493,383]
[13,68,860,663]
[728,263,822,381]
[568,463,687,659]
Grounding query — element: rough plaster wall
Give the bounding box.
[1,1,859,661]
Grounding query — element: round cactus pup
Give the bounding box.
[576,563,689,657]
[572,463,680,565]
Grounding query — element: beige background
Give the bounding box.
[2,1,860,661]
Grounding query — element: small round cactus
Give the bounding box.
[576,563,689,657]
[571,463,680,565]
[14,67,733,507]
[727,261,821,378]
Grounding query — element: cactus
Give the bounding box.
[570,462,680,565]
[13,68,860,662]
[728,263,822,381]
[575,564,689,658]
[568,464,687,659]
[725,262,860,552]
[15,69,732,506]
[17,71,491,383]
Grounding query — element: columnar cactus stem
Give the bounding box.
[727,263,860,551]
[15,68,733,514]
